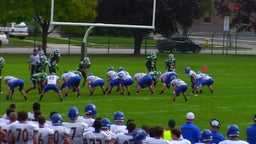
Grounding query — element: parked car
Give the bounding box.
[0,32,9,47]
[0,22,29,39]
[156,36,201,53]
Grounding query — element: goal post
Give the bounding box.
[50,0,156,59]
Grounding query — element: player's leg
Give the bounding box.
[18,83,28,101]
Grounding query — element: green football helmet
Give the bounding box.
[0,57,5,68]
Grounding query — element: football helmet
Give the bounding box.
[84,57,90,62]
[132,128,147,142]
[169,54,174,59]
[118,67,124,72]
[84,103,97,116]
[185,67,191,74]
[108,66,114,71]
[101,118,111,129]
[51,113,63,125]
[53,48,60,55]
[227,124,240,138]
[0,57,5,65]
[200,129,213,143]
[150,51,157,59]
[68,107,79,120]
[113,111,124,122]
[40,55,47,64]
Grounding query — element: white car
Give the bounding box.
[0,33,9,47]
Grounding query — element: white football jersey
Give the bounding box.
[118,71,132,80]
[63,121,88,144]
[107,71,119,80]
[77,116,95,127]
[86,75,102,82]
[171,79,187,87]
[38,126,54,144]
[83,131,111,144]
[219,140,249,144]
[188,70,201,79]
[50,125,70,144]
[147,138,173,144]
[116,133,133,144]
[46,75,59,85]
[134,73,147,80]
[9,122,39,144]
[110,124,127,135]
[172,139,191,144]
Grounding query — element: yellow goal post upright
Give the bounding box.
[50,0,156,60]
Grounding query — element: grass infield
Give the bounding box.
[0,53,255,140]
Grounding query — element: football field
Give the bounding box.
[0,53,255,140]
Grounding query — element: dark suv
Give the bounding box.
[156,36,201,53]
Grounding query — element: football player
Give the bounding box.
[36,55,48,73]
[146,51,157,72]
[106,67,120,94]
[83,118,111,144]
[219,124,249,144]
[101,118,116,143]
[159,71,177,94]
[116,120,136,144]
[185,67,202,96]
[77,56,91,87]
[148,71,161,87]
[117,67,134,95]
[134,73,154,95]
[170,78,188,102]
[63,107,88,144]
[61,71,81,98]
[48,48,61,73]
[110,111,127,135]
[37,115,54,144]
[86,73,105,96]
[4,76,28,101]
[132,128,148,144]
[25,72,48,94]
[50,113,70,144]
[197,71,214,94]
[165,54,176,72]
[77,103,97,127]
[9,111,39,144]
[39,73,63,102]
[0,57,5,93]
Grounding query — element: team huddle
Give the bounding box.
[0,49,214,102]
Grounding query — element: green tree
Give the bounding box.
[96,0,207,54]
[0,0,97,53]
[214,0,256,32]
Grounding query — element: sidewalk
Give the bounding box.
[0,43,255,55]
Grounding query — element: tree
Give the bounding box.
[0,0,97,53]
[214,0,256,32]
[96,0,204,54]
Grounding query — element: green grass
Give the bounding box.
[0,53,256,140]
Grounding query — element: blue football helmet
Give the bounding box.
[200,129,213,143]
[185,67,191,74]
[114,111,124,122]
[118,67,124,72]
[51,113,63,125]
[101,118,111,129]
[227,124,240,138]
[108,66,114,71]
[68,107,79,120]
[132,128,147,142]
[169,72,177,82]
[84,103,97,117]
